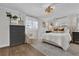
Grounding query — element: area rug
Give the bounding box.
[31,42,79,56]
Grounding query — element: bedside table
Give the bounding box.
[72,32,79,44]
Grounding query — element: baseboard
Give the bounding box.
[0,44,9,48]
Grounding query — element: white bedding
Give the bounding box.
[42,30,72,50]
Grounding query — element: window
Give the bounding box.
[32,21,38,29]
[25,18,38,29]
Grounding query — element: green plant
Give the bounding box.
[6,12,18,20]
[6,12,12,19]
[12,15,18,20]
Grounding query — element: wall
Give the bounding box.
[0,9,9,47]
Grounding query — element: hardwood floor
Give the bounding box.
[0,44,45,56]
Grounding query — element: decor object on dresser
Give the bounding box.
[6,12,23,25]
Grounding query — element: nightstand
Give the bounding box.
[72,32,79,44]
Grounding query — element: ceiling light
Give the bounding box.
[45,5,55,16]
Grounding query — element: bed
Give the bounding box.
[42,27,72,50]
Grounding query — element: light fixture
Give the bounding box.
[45,5,55,16]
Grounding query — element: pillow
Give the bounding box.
[61,25,70,33]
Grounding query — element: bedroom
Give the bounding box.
[0,3,79,56]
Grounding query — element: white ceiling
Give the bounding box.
[0,3,79,18]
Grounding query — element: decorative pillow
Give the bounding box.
[58,26,64,31]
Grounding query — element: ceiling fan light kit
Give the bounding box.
[45,5,55,16]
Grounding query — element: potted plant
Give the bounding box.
[12,15,18,20]
[6,12,12,19]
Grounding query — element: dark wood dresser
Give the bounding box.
[72,32,79,44]
[10,25,25,46]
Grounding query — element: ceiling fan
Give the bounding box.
[44,4,55,16]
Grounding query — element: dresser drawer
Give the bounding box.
[10,25,25,46]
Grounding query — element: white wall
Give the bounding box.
[0,10,10,47]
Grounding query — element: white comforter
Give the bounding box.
[42,31,72,50]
